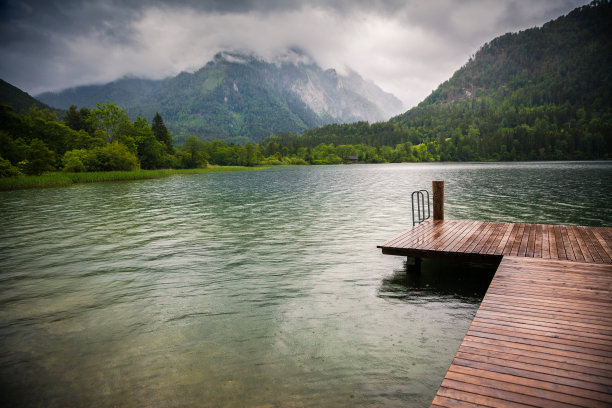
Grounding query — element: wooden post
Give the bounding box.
[433,180,444,221]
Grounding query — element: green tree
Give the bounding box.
[62,149,87,172]
[90,102,131,144]
[180,137,209,168]
[0,155,21,177]
[100,142,140,171]
[22,139,55,175]
[64,105,95,134]
[132,116,167,169]
[151,112,174,154]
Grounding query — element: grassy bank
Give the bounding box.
[0,167,263,191]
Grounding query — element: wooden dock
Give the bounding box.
[378,220,612,408]
[379,220,612,264]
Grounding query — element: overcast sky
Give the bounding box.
[0,0,587,109]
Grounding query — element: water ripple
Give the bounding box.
[0,162,610,407]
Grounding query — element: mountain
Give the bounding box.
[37,51,403,143]
[263,1,612,161]
[388,0,612,159]
[0,79,59,114]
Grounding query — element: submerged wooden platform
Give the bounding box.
[378,220,612,408]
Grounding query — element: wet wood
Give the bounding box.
[433,180,444,221]
[378,220,612,407]
[430,257,612,408]
[378,220,612,264]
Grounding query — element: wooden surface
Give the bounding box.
[433,181,444,221]
[378,220,612,264]
[378,220,612,407]
[431,256,612,408]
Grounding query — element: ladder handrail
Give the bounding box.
[411,190,431,226]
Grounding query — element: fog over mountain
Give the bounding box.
[0,0,586,109]
[37,50,403,142]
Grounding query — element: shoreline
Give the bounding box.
[0,167,265,191]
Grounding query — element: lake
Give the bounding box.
[1,161,611,407]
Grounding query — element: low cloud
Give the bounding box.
[0,0,587,108]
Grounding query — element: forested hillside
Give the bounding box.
[2,1,610,176]
[37,51,403,144]
[261,1,612,161]
[0,79,60,115]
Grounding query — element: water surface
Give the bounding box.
[0,162,610,407]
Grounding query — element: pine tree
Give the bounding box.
[151,112,174,153]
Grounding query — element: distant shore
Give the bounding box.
[0,166,264,191]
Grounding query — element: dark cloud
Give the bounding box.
[0,0,588,108]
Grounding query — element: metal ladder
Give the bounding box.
[411,189,430,226]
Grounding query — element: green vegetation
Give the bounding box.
[2,2,610,175]
[0,79,60,115]
[0,167,259,191]
[260,1,612,161]
[36,52,402,143]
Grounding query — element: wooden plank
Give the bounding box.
[444,371,610,408]
[490,270,612,288]
[554,225,567,260]
[454,350,612,387]
[567,225,586,262]
[473,314,612,339]
[458,344,612,379]
[467,322,612,352]
[526,223,537,257]
[429,221,469,250]
[447,365,612,405]
[572,226,594,263]
[470,319,612,348]
[458,222,490,253]
[422,220,466,250]
[441,377,589,408]
[479,222,504,254]
[379,219,436,248]
[378,221,612,408]
[560,226,576,261]
[431,395,486,408]
[475,309,612,336]
[427,253,612,408]
[391,221,443,249]
[534,224,543,258]
[380,221,612,264]
[500,223,521,255]
[436,386,544,408]
[447,221,485,253]
[546,224,558,259]
[517,224,531,257]
[493,222,515,255]
[469,222,497,253]
[461,336,612,372]
[590,228,612,262]
[578,226,603,263]
[451,357,612,396]
[510,223,526,256]
[439,221,479,252]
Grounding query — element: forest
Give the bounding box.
[0,102,442,178]
[259,1,612,162]
[1,1,611,178]
[0,94,608,179]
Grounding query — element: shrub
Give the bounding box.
[62,149,87,172]
[0,155,21,177]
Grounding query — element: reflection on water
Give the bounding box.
[0,162,610,407]
[379,259,498,304]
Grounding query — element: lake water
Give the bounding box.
[1,162,611,407]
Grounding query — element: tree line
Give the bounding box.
[1,95,609,178]
[0,102,443,178]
